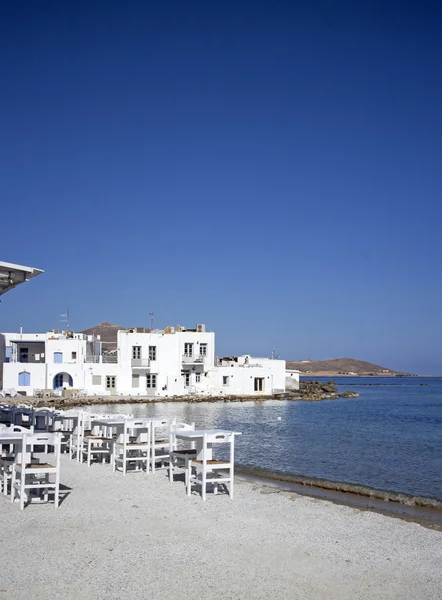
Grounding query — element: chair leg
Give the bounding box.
[202,470,207,502]
[11,469,15,504]
[230,468,234,499]
[187,464,192,496]
[20,473,25,510]
[55,472,60,508]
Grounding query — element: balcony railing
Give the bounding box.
[182,355,206,364]
[131,358,150,368]
[86,355,118,364]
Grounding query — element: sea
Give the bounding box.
[88,377,442,503]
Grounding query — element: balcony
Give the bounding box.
[131,358,150,370]
[182,355,206,365]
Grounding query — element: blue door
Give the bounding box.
[54,352,63,363]
[18,372,31,386]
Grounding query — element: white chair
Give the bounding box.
[0,425,29,496]
[12,407,33,428]
[11,431,62,510]
[187,432,236,501]
[81,418,114,467]
[151,419,171,474]
[113,419,150,475]
[69,411,85,462]
[169,421,196,484]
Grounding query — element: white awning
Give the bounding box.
[0,261,44,297]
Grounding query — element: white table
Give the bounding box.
[175,429,241,461]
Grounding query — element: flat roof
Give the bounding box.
[0,261,44,297]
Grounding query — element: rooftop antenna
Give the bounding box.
[149,312,154,330]
[60,308,70,330]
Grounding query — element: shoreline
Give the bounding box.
[236,468,442,530]
[3,390,358,409]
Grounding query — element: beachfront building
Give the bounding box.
[0,324,286,397]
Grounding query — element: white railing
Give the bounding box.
[131,358,150,367]
[85,355,118,364]
[182,355,205,364]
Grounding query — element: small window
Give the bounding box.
[54,352,63,363]
[199,343,207,357]
[184,343,193,357]
[195,374,201,383]
[71,351,77,360]
[132,346,141,360]
[132,374,140,388]
[222,376,229,386]
[106,376,116,390]
[146,374,157,389]
[92,375,102,385]
[149,346,156,361]
[184,373,190,387]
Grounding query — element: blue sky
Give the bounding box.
[1,1,441,374]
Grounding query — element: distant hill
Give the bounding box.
[80,321,125,351]
[286,358,398,375]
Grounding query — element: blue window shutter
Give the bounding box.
[54,352,63,363]
[18,372,30,386]
[5,347,12,362]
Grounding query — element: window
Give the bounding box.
[254,377,264,392]
[132,374,140,388]
[184,373,190,387]
[195,374,201,383]
[199,343,207,357]
[184,343,193,357]
[146,374,157,389]
[132,346,141,360]
[149,346,156,361]
[71,351,77,360]
[92,375,102,385]
[18,372,30,386]
[5,347,12,363]
[20,347,29,363]
[222,376,230,386]
[106,376,116,390]
[54,352,63,364]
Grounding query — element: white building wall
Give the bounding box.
[208,358,285,396]
[117,330,215,396]
[3,362,47,394]
[285,369,300,390]
[1,327,286,397]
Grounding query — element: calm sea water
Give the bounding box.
[89,377,442,501]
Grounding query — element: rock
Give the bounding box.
[339,391,360,398]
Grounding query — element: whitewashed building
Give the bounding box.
[0,324,286,397]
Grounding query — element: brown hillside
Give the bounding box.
[80,322,125,350]
[286,358,397,374]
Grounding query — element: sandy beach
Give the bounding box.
[1,456,441,600]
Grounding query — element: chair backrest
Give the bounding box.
[170,421,195,449]
[24,431,62,447]
[170,421,195,433]
[116,419,150,444]
[19,432,62,468]
[33,409,54,431]
[204,432,234,445]
[12,407,34,427]
[201,432,235,465]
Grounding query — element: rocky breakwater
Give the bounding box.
[288,380,359,401]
